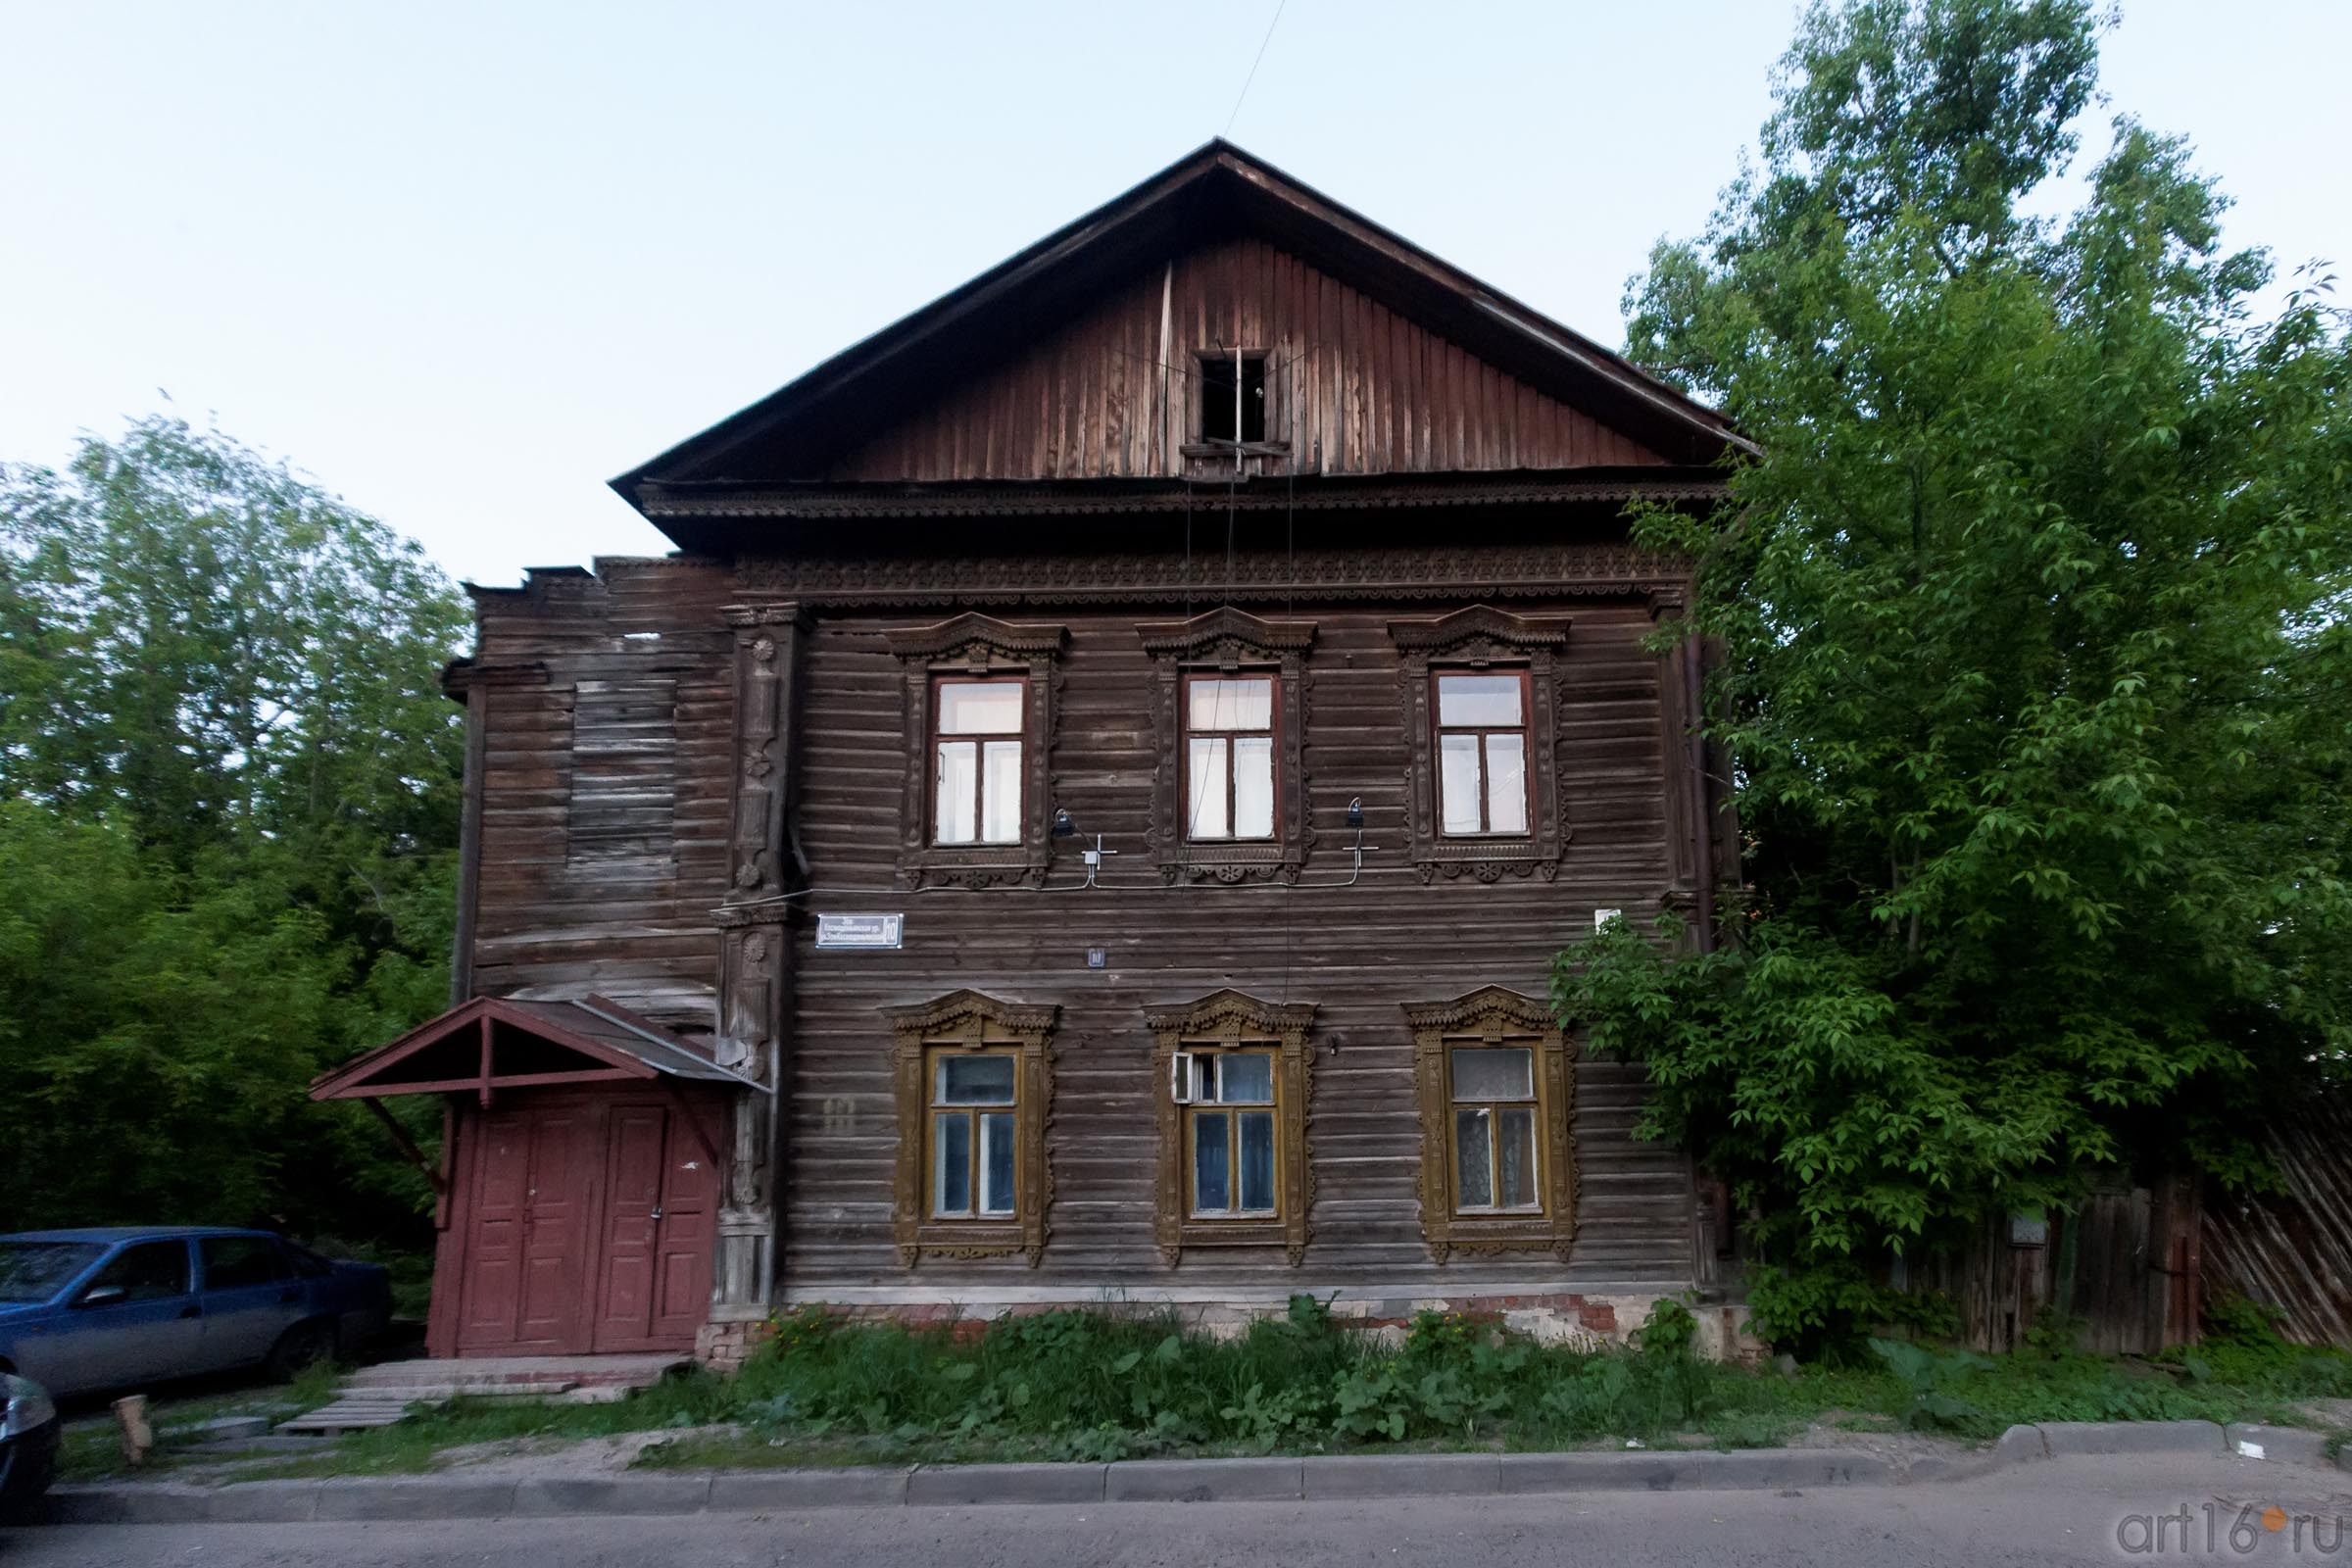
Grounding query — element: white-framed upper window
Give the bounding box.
[1183,674,1276,841]
[1434,671,1532,837]
[933,677,1024,846]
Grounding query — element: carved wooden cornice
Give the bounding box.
[1400,985,1560,1036]
[882,612,1069,662]
[1143,988,1317,1040]
[735,544,1689,612]
[882,989,1061,1040]
[1387,604,1573,653]
[1135,607,1318,658]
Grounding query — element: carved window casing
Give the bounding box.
[885,613,1067,889]
[884,990,1057,1266]
[1403,987,1578,1263]
[1137,608,1315,884]
[1389,606,1572,883]
[1146,990,1315,1266]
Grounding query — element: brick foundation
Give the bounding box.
[726,1291,1762,1364]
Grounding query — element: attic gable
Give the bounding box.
[614,142,1742,522]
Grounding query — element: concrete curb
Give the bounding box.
[30,1422,2345,1525]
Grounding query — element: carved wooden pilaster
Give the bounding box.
[710,603,808,1315]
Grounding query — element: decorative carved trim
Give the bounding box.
[1388,605,1572,884]
[1145,990,1315,1267]
[1402,987,1578,1264]
[885,990,1058,1268]
[885,616,1068,889]
[731,544,1690,612]
[1138,612,1317,885]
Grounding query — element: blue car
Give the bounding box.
[0,1228,391,1398]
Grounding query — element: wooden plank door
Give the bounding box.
[454,1110,532,1351]
[591,1099,718,1351]
[648,1104,718,1347]
[514,1102,596,1351]
[591,1105,669,1348]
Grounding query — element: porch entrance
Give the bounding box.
[452,1090,720,1354]
[310,994,760,1359]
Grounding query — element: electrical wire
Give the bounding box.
[1224,0,1289,138]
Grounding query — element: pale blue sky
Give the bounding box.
[3,2,2344,586]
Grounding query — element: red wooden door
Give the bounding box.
[456,1101,597,1353]
[591,1101,717,1351]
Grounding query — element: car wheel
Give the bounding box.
[264,1320,338,1383]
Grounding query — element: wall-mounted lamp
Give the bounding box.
[1346,796,1364,830]
[1052,808,1077,838]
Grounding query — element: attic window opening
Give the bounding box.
[1200,353,1266,446]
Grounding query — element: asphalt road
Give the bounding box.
[9,1453,2352,1567]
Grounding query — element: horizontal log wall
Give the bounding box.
[465,548,1701,1296]
[830,235,1664,482]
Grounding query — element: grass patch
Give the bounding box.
[202,1296,2352,1480]
[59,1360,345,1482]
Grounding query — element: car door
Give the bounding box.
[196,1235,305,1370]
[36,1239,204,1395]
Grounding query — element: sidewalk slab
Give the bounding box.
[1303,1452,1500,1498]
[512,1475,714,1516]
[709,1468,911,1510]
[905,1461,1106,1506]
[2223,1425,2333,1468]
[1105,1456,1301,1501]
[2037,1420,2225,1457]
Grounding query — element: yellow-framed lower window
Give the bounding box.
[926,1046,1019,1219]
[1446,1042,1542,1215]
[1174,1046,1280,1219]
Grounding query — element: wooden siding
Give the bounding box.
[780,587,1692,1290]
[466,562,737,1028]
[828,235,1666,482]
[464,548,1702,1294]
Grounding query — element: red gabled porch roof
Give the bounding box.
[310,994,760,1102]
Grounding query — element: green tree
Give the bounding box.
[1557,0,2352,1351]
[0,416,467,1238]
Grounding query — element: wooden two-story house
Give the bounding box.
[315,141,1748,1364]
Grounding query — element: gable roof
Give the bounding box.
[310,994,760,1102]
[612,140,1744,528]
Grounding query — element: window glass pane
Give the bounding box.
[938,681,1023,735]
[933,1113,971,1216]
[1438,673,1523,727]
[200,1236,291,1291]
[1495,1107,1539,1210]
[1454,1108,1494,1210]
[1485,733,1528,835]
[1439,734,1483,833]
[1233,736,1274,839]
[1450,1046,1534,1101]
[1215,1052,1273,1103]
[1186,736,1229,838]
[936,1054,1016,1104]
[1193,1111,1231,1213]
[979,1111,1016,1216]
[981,740,1023,844]
[89,1241,190,1300]
[1239,1110,1276,1212]
[935,740,977,845]
[1188,677,1272,731]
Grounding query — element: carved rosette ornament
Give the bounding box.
[1388,605,1573,885]
[1402,987,1579,1265]
[883,613,1067,891]
[883,990,1058,1267]
[1135,608,1317,885]
[1144,990,1315,1268]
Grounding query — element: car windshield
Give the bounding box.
[0,1241,106,1303]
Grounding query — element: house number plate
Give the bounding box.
[815,912,905,950]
